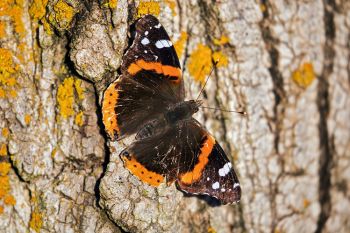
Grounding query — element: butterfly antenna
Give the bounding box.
[196,61,218,101]
[200,106,247,116]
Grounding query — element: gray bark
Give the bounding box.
[0,0,349,232]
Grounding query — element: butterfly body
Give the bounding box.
[102,15,241,204]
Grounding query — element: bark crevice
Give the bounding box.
[315,1,336,232]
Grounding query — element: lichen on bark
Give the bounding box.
[0,0,349,233]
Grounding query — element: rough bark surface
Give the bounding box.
[0,0,349,233]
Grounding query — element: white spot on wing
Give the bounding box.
[141,37,150,45]
[155,23,161,28]
[212,182,220,190]
[145,31,149,35]
[207,177,210,181]
[221,188,225,192]
[218,162,231,177]
[144,50,148,53]
[233,183,240,188]
[155,40,173,49]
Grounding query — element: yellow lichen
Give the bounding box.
[0,162,11,176]
[25,114,31,125]
[2,128,9,138]
[0,144,7,156]
[50,0,76,29]
[41,17,53,35]
[165,0,176,16]
[57,77,85,120]
[188,44,212,83]
[109,0,118,8]
[0,48,18,98]
[208,226,217,233]
[29,0,48,20]
[137,0,160,17]
[57,77,75,118]
[29,209,43,233]
[260,3,266,13]
[213,36,229,46]
[51,147,57,158]
[4,194,16,205]
[74,79,84,100]
[75,111,84,126]
[292,62,315,88]
[173,32,188,59]
[212,51,228,67]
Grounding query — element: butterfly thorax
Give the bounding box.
[165,100,202,125]
[135,100,201,141]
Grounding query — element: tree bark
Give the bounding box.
[0,0,349,232]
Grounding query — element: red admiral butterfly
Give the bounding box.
[102,15,241,204]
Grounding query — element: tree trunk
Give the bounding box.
[0,0,349,232]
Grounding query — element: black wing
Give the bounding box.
[120,119,241,204]
[102,15,184,140]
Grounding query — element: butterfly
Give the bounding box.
[102,14,241,204]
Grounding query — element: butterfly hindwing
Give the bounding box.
[120,119,241,204]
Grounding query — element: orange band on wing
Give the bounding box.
[127,59,181,82]
[179,135,215,184]
[122,155,164,187]
[102,82,120,139]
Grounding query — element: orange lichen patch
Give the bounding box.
[0,205,3,214]
[0,22,6,38]
[173,32,188,58]
[24,114,31,125]
[122,155,164,186]
[137,0,160,17]
[49,0,76,30]
[29,208,43,233]
[0,176,10,199]
[2,128,9,138]
[213,36,229,46]
[57,78,75,118]
[102,82,120,138]
[29,0,48,21]
[179,135,215,184]
[260,3,267,13]
[212,51,228,67]
[0,88,5,98]
[292,62,315,88]
[0,0,25,37]
[164,0,176,16]
[0,48,19,98]
[4,194,16,205]
[188,44,212,83]
[0,0,25,38]
[303,198,310,208]
[75,111,84,126]
[0,144,7,156]
[128,60,181,81]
